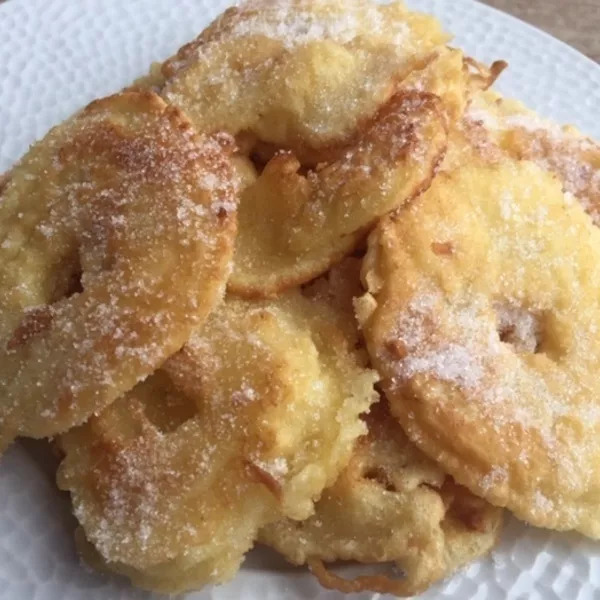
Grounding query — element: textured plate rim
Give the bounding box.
[0,1,599,599]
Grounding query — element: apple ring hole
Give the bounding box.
[363,466,397,492]
[7,253,84,352]
[495,302,542,354]
[495,303,567,360]
[46,250,84,303]
[138,372,198,434]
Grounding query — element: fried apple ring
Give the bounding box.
[158,0,451,297]
[161,0,449,160]
[0,91,237,453]
[466,89,600,225]
[358,158,600,537]
[261,400,502,596]
[57,291,377,593]
[229,90,446,297]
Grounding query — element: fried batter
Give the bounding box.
[57,291,377,593]
[359,158,600,537]
[159,0,452,297]
[229,90,446,297]
[302,256,363,328]
[0,91,237,453]
[161,0,449,159]
[402,48,477,123]
[260,401,502,596]
[466,89,600,225]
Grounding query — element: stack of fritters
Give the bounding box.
[1,0,600,596]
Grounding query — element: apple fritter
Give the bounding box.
[261,400,502,596]
[359,158,600,538]
[0,91,237,454]
[466,89,600,225]
[57,291,377,593]
[229,90,446,297]
[161,0,449,158]
[159,0,455,297]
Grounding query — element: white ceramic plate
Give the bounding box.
[1,1,600,599]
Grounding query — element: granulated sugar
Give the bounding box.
[226,0,409,49]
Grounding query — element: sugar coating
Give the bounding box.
[228,91,447,297]
[466,90,600,225]
[224,0,410,49]
[0,91,238,451]
[157,0,451,299]
[57,291,377,593]
[361,158,600,538]
[161,0,449,152]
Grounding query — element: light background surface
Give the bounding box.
[0,1,600,599]
[482,0,599,62]
[0,0,597,61]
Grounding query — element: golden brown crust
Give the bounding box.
[464,57,508,93]
[57,292,377,593]
[0,91,238,451]
[466,89,600,225]
[308,559,425,597]
[261,401,503,596]
[0,172,9,196]
[158,0,458,298]
[228,91,447,297]
[359,157,600,538]
[160,0,450,153]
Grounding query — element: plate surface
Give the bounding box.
[1,1,600,598]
